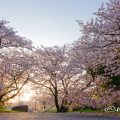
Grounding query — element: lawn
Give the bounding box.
[0,107,12,112]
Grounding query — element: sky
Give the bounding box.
[0,0,108,47]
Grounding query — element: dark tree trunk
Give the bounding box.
[54,88,68,112]
[60,97,68,112]
[54,94,60,112]
[0,96,3,106]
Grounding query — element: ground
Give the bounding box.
[0,112,120,120]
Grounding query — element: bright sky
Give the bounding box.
[0,0,108,47]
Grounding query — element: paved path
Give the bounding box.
[0,112,120,120]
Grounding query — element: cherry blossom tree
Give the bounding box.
[0,49,34,105]
[0,20,33,94]
[70,0,120,109]
[75,0,120,90]
[32,46,69,112]
[0,19,33,105]
[31,45,97,112]
[0,20,32,49]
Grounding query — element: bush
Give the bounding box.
[12,105,28,112]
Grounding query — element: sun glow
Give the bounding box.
[11,85,34,103]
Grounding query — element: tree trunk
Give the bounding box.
[0,95,4,107]
[54,94,60,112]
[60,97,68,112]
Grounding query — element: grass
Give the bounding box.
[0,106,120,115]
[0,107,10,112]
[41,107,57,113]
[70,108,120,116]
[0,106,15,112]
[72,109,102,113]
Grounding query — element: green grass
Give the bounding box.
[0,107,6,111]
[70,108,120,116]
[0,106,13,112]
[72,109,102,113]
